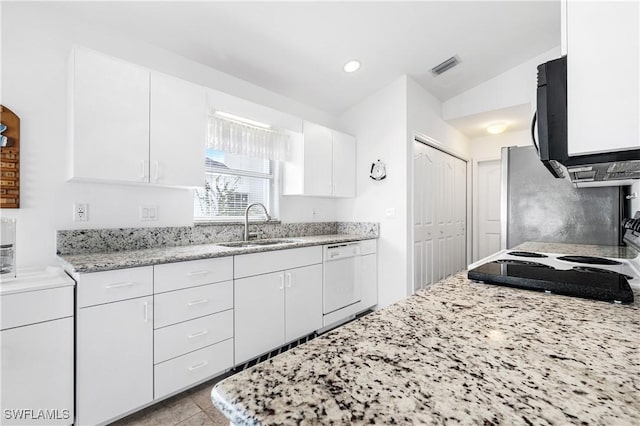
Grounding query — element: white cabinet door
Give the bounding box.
[150,72,206,186]
[302,121,333,196]
[1,318,74,426]
[566,1,639,155]
[71,47,150,183]
[284,264,322,343]
[77,296,153,426]
[332,131,356,197]
[234,272,285,364]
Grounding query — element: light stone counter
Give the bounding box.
[211,273,640,425]
[58,234,375,273]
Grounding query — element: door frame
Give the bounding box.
[472,155,501,262]
[409,132,471,295]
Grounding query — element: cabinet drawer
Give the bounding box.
[154,339,233,399]
[1,286,73,330]
[154,310,233,364]
[77,266,153,308]
[234,246,322,278]
[154,281,233,329]
[154,257,233,294]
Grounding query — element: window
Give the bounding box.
[194,148,276,221]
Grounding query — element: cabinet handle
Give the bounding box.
[286,272,292,288]
[143,301,149,323]
[187,330,209,339]
[105,281,135,289]
[153,161,159,182]
[187,299,209,307]
[279,274,284,290]
[140,160,146,181]
[188,361,209,371]
[187,270,210,278]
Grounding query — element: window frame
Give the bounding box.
[194,154,279,223]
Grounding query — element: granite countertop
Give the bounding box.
[58,234,375,273]
[513,241,639,259]
[211,273,640,425]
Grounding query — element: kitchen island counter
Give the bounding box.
[211,273,640,425]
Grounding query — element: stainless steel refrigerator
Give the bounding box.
[501,145,625,248]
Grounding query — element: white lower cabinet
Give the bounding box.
[76,296,153,426]
[1,318,74,426]
[234,263,322,364]
[154,310,233,364]
[1,271,74,426]
[284,264,323,342]
[234,271,286,364]
[154,339,233,399]
[75,259,234,425]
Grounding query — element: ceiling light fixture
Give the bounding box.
[343,60,361,73]
[214,111,272,129]
[486,122,508,135]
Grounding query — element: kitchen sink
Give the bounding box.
[217,239,298,248]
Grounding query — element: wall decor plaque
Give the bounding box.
[0,105,20,208]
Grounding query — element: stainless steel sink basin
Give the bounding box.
[216,239,297,248]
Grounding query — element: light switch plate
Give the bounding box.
[140,205,158,221]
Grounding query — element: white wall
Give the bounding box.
[470,129,532,161]
[336,76,408,308]
[442,46,561,121]
[336,76,470,308]
[1,3,339,268]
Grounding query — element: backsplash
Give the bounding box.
[56,222,379,255]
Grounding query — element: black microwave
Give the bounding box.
[534,55,640,184]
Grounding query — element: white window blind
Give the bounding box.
[194,149,275,221]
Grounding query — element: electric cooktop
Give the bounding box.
[468,261,634,304]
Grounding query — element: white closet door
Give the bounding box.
[414,142,467,292]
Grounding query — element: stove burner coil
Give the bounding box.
[507,251,549,258]
[495,259,554,268]
[557,255,622,266]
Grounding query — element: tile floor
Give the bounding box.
[110,375,230,426]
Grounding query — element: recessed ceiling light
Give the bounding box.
[343,60,361,73]
[486,122,508,135]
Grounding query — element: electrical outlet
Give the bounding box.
[140,205,158,221]
[74,203,89,222]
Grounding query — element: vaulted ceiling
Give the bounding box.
[48,1,560,119]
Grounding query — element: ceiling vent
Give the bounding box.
[431,55,461,76]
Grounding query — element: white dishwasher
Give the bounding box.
[323,242,362,314]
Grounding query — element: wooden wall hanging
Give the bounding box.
[0,105,20,208]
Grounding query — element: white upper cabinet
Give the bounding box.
[150,72,206,186]
[564,1,639,155]
[70,47,206,186]
[71,47,150,183]
[302,121,333,196]
[283,121,356,197]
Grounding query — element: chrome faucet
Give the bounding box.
[244,203,271,241]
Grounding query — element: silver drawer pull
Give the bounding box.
[187,270,210,278]
[187,330,208,339]
[188,361,209,371]
[105,281,135,289]
[187,299,209,307]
